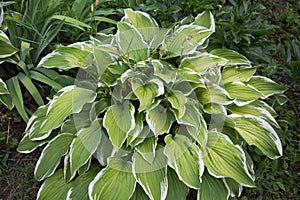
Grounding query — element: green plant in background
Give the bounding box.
[17,9,286,199]
[0,0,118,122]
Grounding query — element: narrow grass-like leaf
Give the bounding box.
[6,77,29,122]
[18,72,44,106]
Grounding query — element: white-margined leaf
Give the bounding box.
[210,49,251,66]
[130,184,150,200]
[221,66,257,84]
[193,11,215,31]
[146,105,175,137]
[167,90,187,119]
[231,114,282,159]
[0,78,9,94]
[123,9,159,43]
[70,119,102,177]
[179,53,227,73]
[40,86,96,133]
[160,24,213,59]
[198,171,229,200]
[133,149,168,200]
[164,134,204,189]
[68,165,100,200]
[0,31,18,58]
[202,131,255,187]
[17,131,57,153]
[117,22,149,61]
[152,60,177,84]
[177,101,207,147]
[38,46,92,70]
[136,136,158,164]
[228,104,279,128]
[35,133,74,181]
[224,81,263,106]
[131,78,163,112]
[103,101,135,148]
[37,169,70,200]
[225,178,242,198]
[197,85,232,105]
[166,168,189,200]
[89,157,136,200]
[247,76,286,98]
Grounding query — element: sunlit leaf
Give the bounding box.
[89,157,136,200]
[202,131,255,187]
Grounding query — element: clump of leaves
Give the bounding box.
[18,9,286,200]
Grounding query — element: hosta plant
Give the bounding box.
[18,9,286,200]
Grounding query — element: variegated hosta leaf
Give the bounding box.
[68,166,100,200]
[40,86,96,133]
[135,136,158,164]
[177,101,208,147]
[146,105,175,137]
[166,168,189,200]
[123,9,159,43]
[37,166,100,200]
[224,81,263,106]
[225,178,243,198]
[37,46,92,70]
[36,169,70,200]
[0,31,18,59]
[198,171,229,200]
[231,114,282,159]
[130,185,150,200]
[179,53,227,74]
[127,113,145,146]
[131,78,164,112]
[152,60,177,84]
[228,103,279,128]
[193,11,215,31]
[221,66,257,85]
[89,158,136,200]
[26,104,51,141]
[93,45,119,77]
[95,131,114,166]
[247,76,286,98]
[103,101,135,148]
[0,78,9,94]
[117,22,149,61]
[17,132,57,154]
[70,119,102,177]
[164,134,204,189]
[160,24,213,59]
[210,49,251,66]
[35,133,74,181]
[197,85,231,105]
[133,149,168,200]
[202,131,255,187]
[167,90,187,119]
